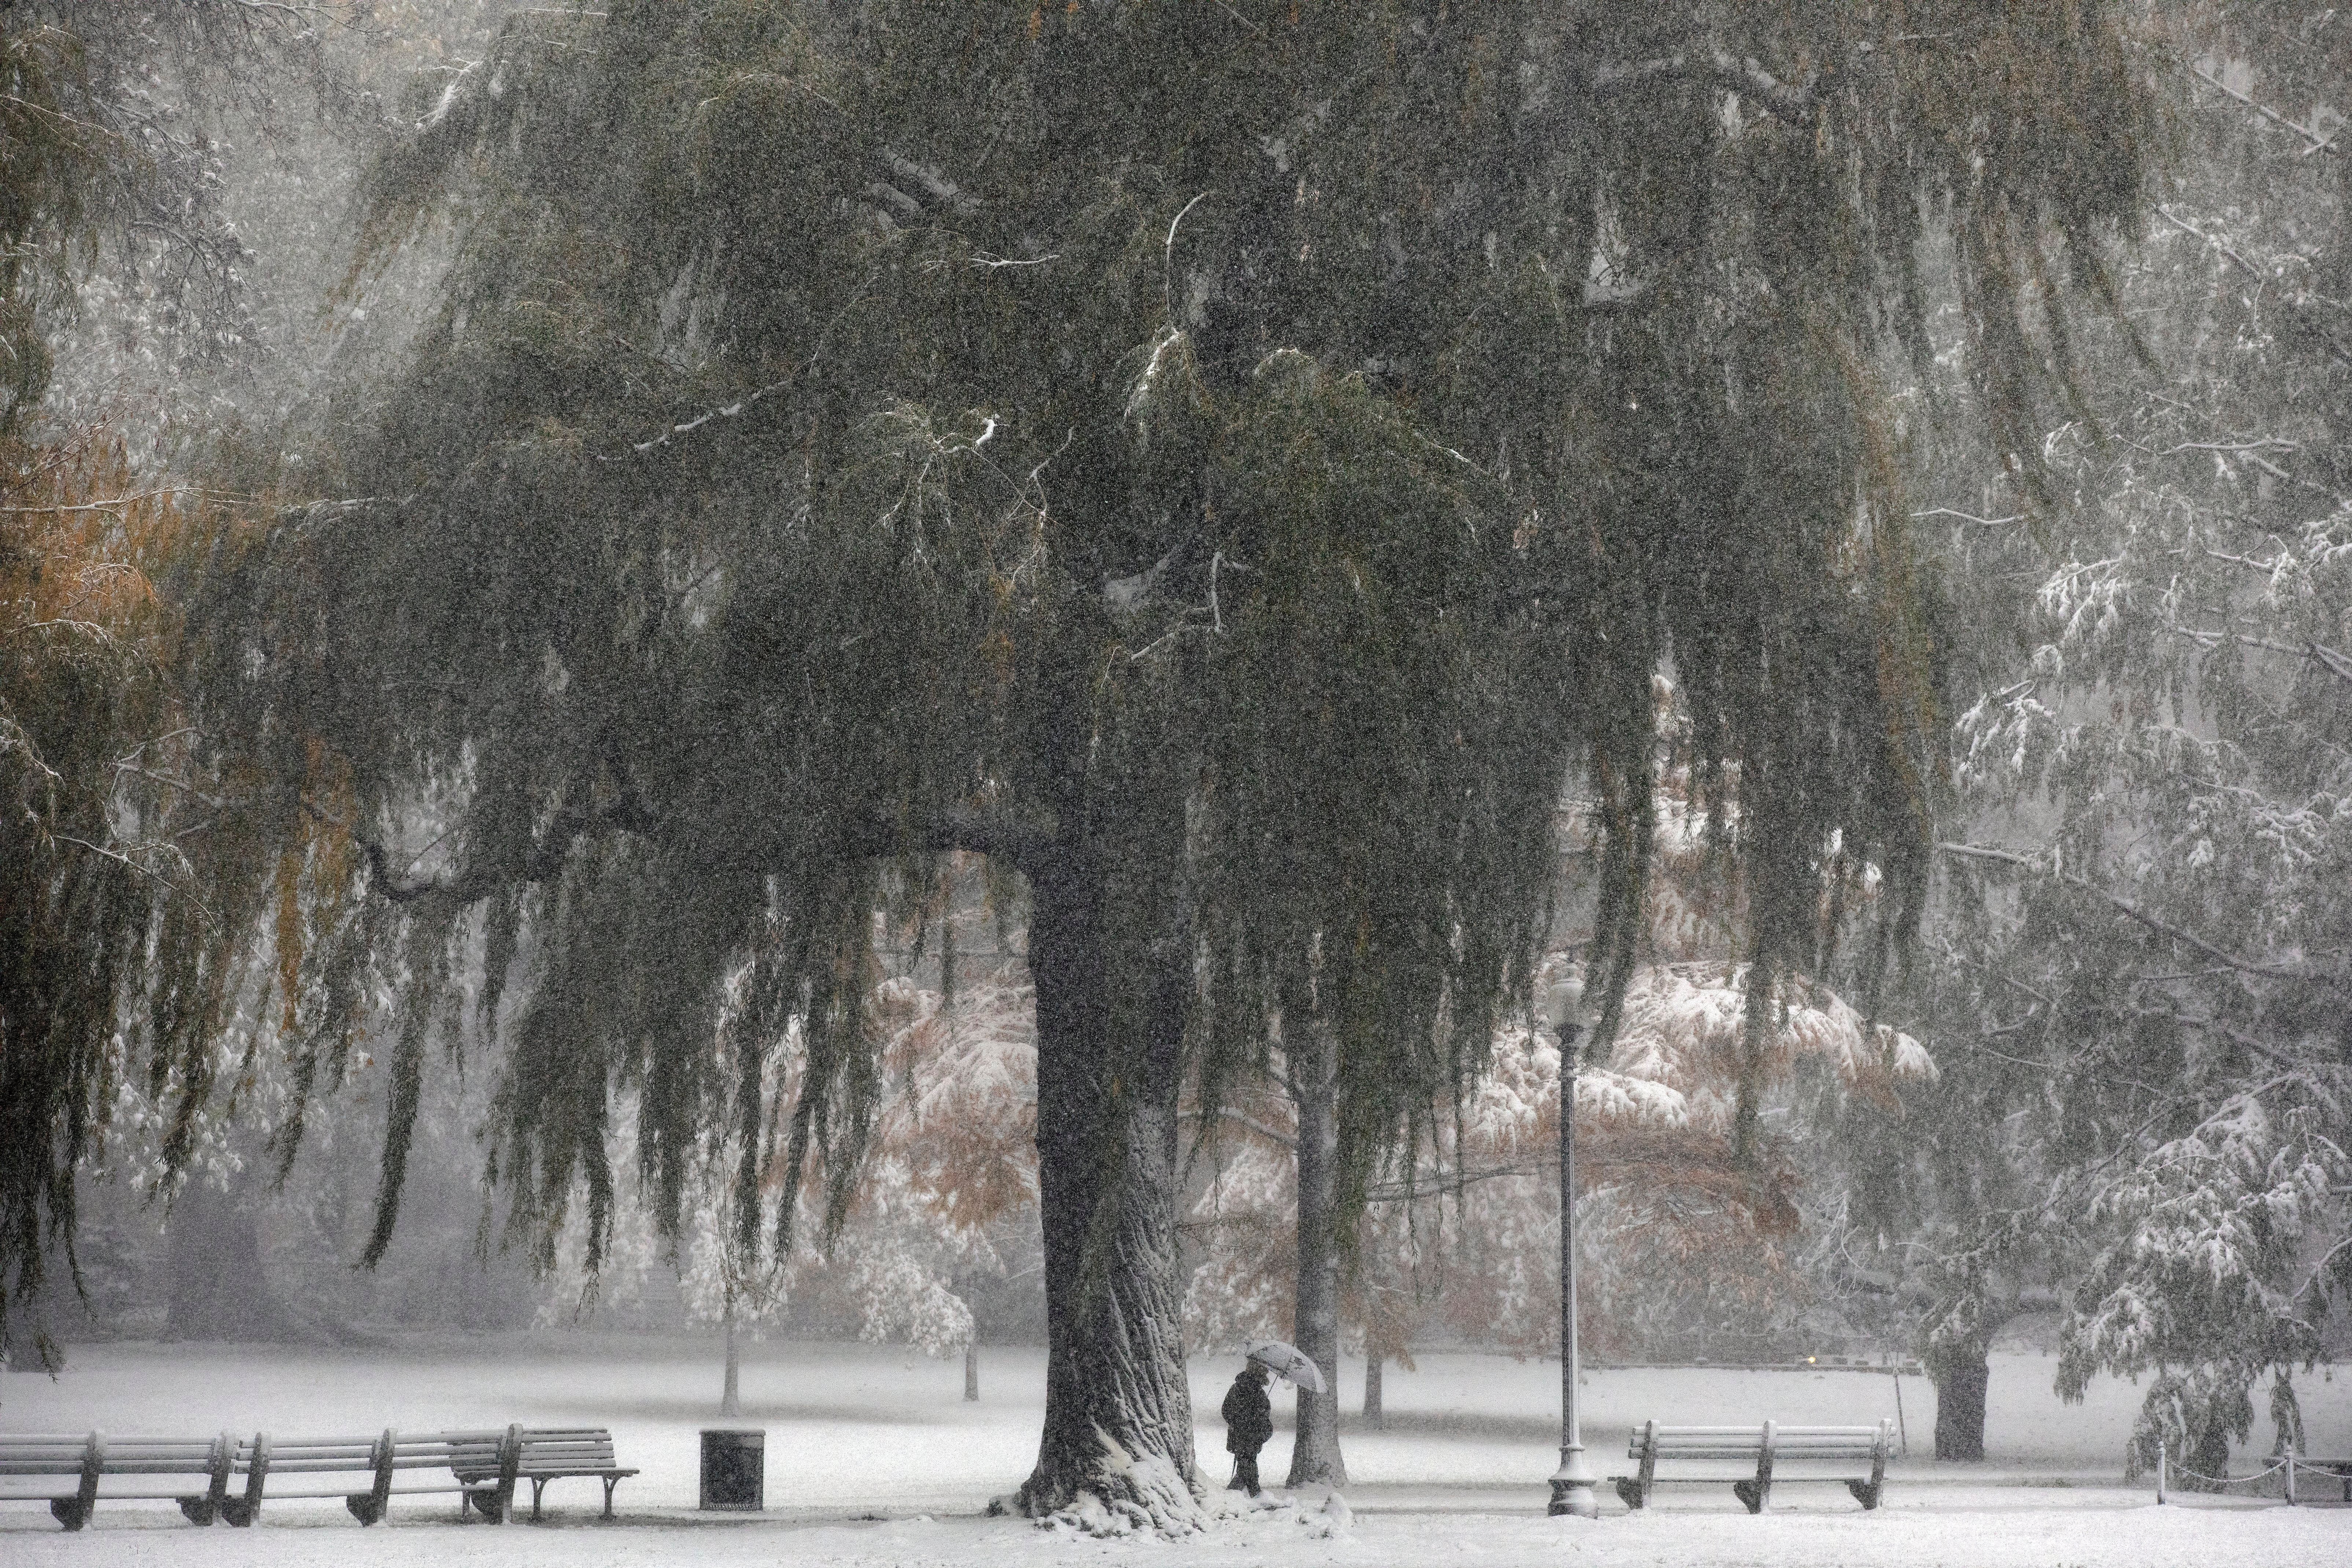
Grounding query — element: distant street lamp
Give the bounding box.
[1545,976,1599,1519]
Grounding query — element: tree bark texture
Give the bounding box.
[1286,1014,1346,1488]
[1932,1343,1989,1461]
[1013,846,1201,1528]
[1364,1356,1383,1429]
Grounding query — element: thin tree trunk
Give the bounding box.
[720,1297,742,1417]
[1013,844,1201,1528]
[965,1338,980,1402]
[1286,1012,1346,1488]
[1364,1355,1383,1429]
[2187,1414,2231,1488]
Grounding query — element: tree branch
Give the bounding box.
[352,789,656,907]
[1590,47,1816,124]
[1362,1159,1550,1203]
[2165,625,2352,688]
[2154,204,2262,277]
[1180,1106,1296,1150]
[1937,842,2344,990]
[874,149,978,217]
[2190,63,2342,158]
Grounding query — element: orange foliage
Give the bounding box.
[0,429,184,640]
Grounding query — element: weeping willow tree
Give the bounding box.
[0,1,341,1361]
[173,0,2153,1524]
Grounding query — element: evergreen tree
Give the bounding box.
[1886,2,2351,1475]
[158,2,2150,1527]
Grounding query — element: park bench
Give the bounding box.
[0,1432,234,1530]
[484,1427,638,1520]
[224,1425,636,1524]
[1612,1419,1893,1513]
[5,1423,635,1528]
[216,1427,518,1525]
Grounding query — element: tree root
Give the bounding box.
[1027,1425,1208,1538]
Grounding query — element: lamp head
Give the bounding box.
[1542,975,1584,1031]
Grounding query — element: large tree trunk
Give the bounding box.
[1013,845,1201,1530]
[1930,1340,1989,1461]
[1286,1014,1346,1488]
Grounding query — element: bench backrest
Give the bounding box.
[1629,1421,1890,1460]
[0,1435,221,1479]
[512,1429,620,1475]
[228,1430,507,1473]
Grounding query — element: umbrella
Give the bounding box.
[1244,1340,1328,1394]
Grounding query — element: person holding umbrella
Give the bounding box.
[1224,1340,1326,1497]
[1221,1357,1274,1496]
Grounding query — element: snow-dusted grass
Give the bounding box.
[5,1337,2347,1564]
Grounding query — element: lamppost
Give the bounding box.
[1545,976,1599,1519]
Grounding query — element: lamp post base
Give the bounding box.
[1547,1446,1599,1518]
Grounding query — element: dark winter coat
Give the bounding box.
[1221,1370,1273,1455]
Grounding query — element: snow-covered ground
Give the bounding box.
[5,1338,2346,1564]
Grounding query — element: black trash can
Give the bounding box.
[699,1427,765,1511]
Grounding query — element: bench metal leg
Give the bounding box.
[225,1432,270,1527]
[1733,1420,1776,1514]
[602,1475,620,1520]
[1850,1419,1889,1510]
[490,1424,522,1525]
[1614,1424,1657,1510]
[532,1477,548,1521]
[179,1495,218,1526]
[61,1431,105,1531]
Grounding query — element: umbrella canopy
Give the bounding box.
[1244,1340,1328,1394]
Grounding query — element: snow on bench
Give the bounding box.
[1612,1419,1893,1513]
[227,1425,634,1523]
[465,1427,638,1520]
[4,1424,637,1528]
[0,1432,234,1530]
[224,1428,526,1526]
